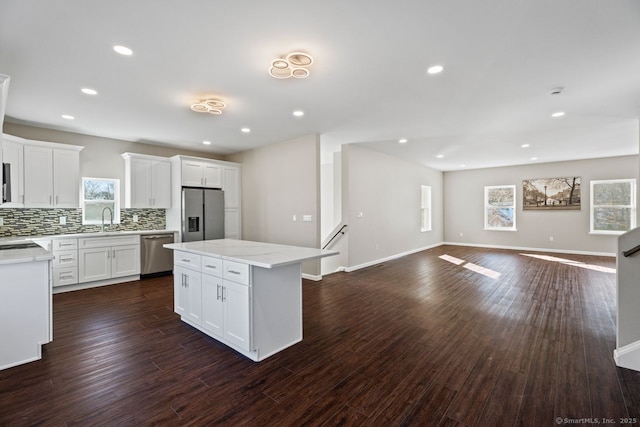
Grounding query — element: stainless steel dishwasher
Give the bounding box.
[140,233,174,278]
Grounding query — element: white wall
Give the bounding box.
[228,134,321,276]
[344,144,444,269]
[444,155,640,255]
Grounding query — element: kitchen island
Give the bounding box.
[164,239,338,361]
[0,242,54,370]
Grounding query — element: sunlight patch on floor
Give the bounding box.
[520,253,616,274]
[439,254,502,279]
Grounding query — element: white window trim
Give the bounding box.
[82,177,121,225]
[421,185,432,232]
[484,184,517,231]
[589,178,636,235]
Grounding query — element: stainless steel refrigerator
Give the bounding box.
[181,188,225,242]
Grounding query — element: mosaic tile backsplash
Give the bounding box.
[0,208,166,237]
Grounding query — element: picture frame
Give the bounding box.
[522,177,581,210]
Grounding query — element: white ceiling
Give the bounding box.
[1,0,639,171]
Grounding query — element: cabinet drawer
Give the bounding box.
[202,256,223,277]
[223,260,249,285]
[53,267,78,287]
[174,250,201,271]
[78,235,140,249]
[52,249,78,268]
[52,238,78,251]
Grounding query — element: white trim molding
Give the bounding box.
[614,340,640,372]
[443,241,615,258]
[345,243,443,272]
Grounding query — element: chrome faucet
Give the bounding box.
[101,207,113,232]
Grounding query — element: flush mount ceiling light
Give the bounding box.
[113,45,133,56]
[191,98,226,115]
[269,51,313,79]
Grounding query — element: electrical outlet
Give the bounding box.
[59,216,66,225]
[0,218,4,226]
[357,212,364,219]
[133,214,139,222]
[549,236,554,241]
[460,232,464,237]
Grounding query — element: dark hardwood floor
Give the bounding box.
[1,245,639,426]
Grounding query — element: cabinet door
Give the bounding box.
[224,208,241,239]
[53,149,80,207]
[2,140,24,206]
[185,268,202,324]
[202,163,222,188]
[78,247,111,283]
[201,274,224,338]
[223,280,250,351]
[151,160,171,208]
[173,266,188,316]
[111,244,140,277]
[23,146,53,207]
[222,166,240,208]
[182,161,203,187]
[130,157,152,208]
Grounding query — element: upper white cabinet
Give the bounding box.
[222,166,241,209]
[1,135,24,207]
[122,153,172,208]
[182,160,222,188]
[23,142,82,208]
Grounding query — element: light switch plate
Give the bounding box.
[303,215,312,222]
[133,214,139,222]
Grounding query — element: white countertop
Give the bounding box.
[164,239,339,269]
[0,229,177,245]
[0,245,54,265]
[0,230,177,265]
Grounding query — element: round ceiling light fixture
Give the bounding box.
[269,51,313,79]
[113,45,133,56]
[191,98,226,115]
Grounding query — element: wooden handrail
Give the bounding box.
[322,224,347,250]
[622,244,640,257]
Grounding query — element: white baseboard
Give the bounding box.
[302,273,322,281]
[345,243,443,272]
[614,340,640,372]
[52,275,140,294]
[443,241,615,258]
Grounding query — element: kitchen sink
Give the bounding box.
[0,242,41,250]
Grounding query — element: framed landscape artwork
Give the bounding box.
[522,177,581,210]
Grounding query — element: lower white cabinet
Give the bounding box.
[78,235,140,283]
[201,265,250,351]
[174,265,202,325]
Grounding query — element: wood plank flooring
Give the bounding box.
[1,245,639,426]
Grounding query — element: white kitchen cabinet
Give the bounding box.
[174,265,202,325]
[182,160,222,188]
[1,136,24,207]
[23,143,82,208]
[78,235,140,283]
[122,153,172,208]
[224,208,241,239]
[201,257,250,350]
[222,166,241,209]
[51,238,78,287]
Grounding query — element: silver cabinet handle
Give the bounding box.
[221,286,226,302]
[228,270,241,275]
[56,195,59,205]
[49,195,52,204]
[216,284,220,301]
[181,259,191,263]
[205,264,216,269]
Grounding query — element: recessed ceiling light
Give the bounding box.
[293,110,304,117]
[460,164,466,168]
[436,154,444,159]
[61,114,74,120]
[113,45,133,56]
[202,140,212,145]
[241,127,251,133]
[531,157,538,161]
[398,138,407,144]
[551,111,565,118]
[427,65,444,74]
[521,144,530,148]
[81,88,98,95]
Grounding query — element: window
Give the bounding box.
[421,185,432,232]
[590,179,636,234]
[82,177,120,225]
[484,185,516,231]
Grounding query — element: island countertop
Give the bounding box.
[164,239,338,269]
